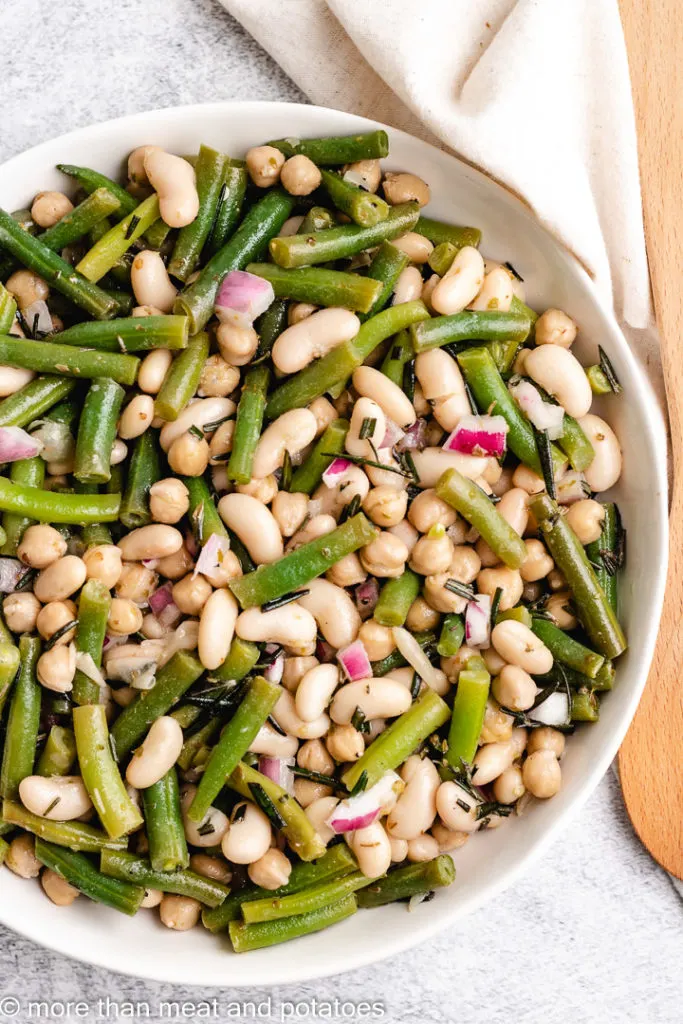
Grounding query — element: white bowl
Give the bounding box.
[0,101,668,986]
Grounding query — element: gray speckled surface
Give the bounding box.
[0,1,679,1020]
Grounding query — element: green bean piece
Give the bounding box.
[188,677,281,823]
[169,146,228,282]
[428,241,458,277]
[557,415,595,472]
[0,376,77,428]
[73,705,143,839]
[320,169,389,227]
[35,839,144,916]
[411,310,530,354]
[77,492,114,545]
[359,242,410,324]
[229,512,377,609]
[0,208,117,320]
[585,503,619,612]
[356,855,455,908]
[55,316,189,353]
[531,494,627,659]
[290,419,349,494]
[56,164,138,217]
[571,689,600,722]
[0,836,9,865]
[370,630,436,676]
[154,332,209,421]
[76,194,160,283]
[110,651,204,760]
[182,474,228,544]
[380,329,413,387]
[246,263,382,315]
[208,637,260,684]
[252,298,288,364]
[38,189,121,251]
[177,717,220,772]
[228,762,326,862]
[204,164,248,258]
[0,642,20,718]
[299,207,335,234]
[229,895,357,952]
[100,849,228,907]
[242,870,373,925]
[175,190,296,334]
[591,660,615,692]
[374,571,421,628]
[266,300,429,419]
[435,468,528,569]
[2,799,127,851]
[268,131,389,165]
[143,218,173,251]
[0,335,139,386]
[269,203,420,269]
[227,364,270,485]
[142,766,189,872]
[202,843,357,931]
[120,429,161,529]
[1,455,46,555]
[415,215,481,250]
[0,283,17,333]
[530,618,605,679]
[0,636,41,799]
[437,614,465,658]
[71,579,111,707]
[586,365,613,395]
[36,726,77,777]
[0,477,119,524]
[74,378,125,484]
[496,605,533,628]
[447,656,491,769]
[342,689,450,791]
[510,294,539,328]
[456,347,566,476]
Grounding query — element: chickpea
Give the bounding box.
[360,532,408,578]
[5,834,41,878]
[116,563,158,605]
[547,567,566,592]
[31,191,74,228]
[141,613,167,639]
[6,269,49,309]
[156,545,194,580]
[477,567,524,611]
[272,491,309,538]
[358,619,395,661]
[168,431,210,476]
[482,646,506,675]
[326,723,365,763]
[565,499,606,545]
[41,868,80,906]
[36,600,77,643]
[247,848,293,890]
[280,154,322,196]
[236,475,279,504]
[343,159,382,192]
[493,765,526,805]
[326,553,367,589]
[17,523,66,568]
[159,895,201,931]
[209,420,235,464]
[526,726,566,758]
[107,598,143,637]
[423,573,466,614]
[408,489,457,533]
[172,573,212,615]
[450,545,481,583]
[189,853,232,884]
[298,738,335,776]
[383,171,431,207]
[245,145,285,188]
[431,821,469,853]
[37,643,76,693]
[534,308,577,348]
[82,544,123,589]
[149,478,190,524]
[546,592,578,630]
[409,530,454,576]
[141,888,163,908]
[523,750,562,798]
[520,539,554,582]
[405,596,441,632]
[492,665,537,711]
[198,354,240,398]
[3,592,41,633]
[294,777,333,807]
[362,486,408,528]
[479,697,514,743]
[34,555,86,603]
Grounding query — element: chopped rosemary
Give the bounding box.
[349,769,368,796]
[338,492,362,524]
[202,415,231,433]
[291,766,337,786]
[197,819,216,837]
[43,796,61,817]
[463,378,478,415]
[396,449,418,482]
[232,802,247,824]
[281,449,292,492]
[15,568,38,592]
[598,345,622,394]
[489,587,503,624]
[249,782,286,829]
[321,451,408,477]
[456,797,472,813]
[205,182,227,251]
[351,706,371,734]
[125,215,140,240]
[534,426,557,500]
[444,579,475,601]
[403,360,416,404]
[359,416,377,440]
[261,588,309,613]
[476,801,514,823]
[45,619,78,650]
[255,643,284,670]
[188,424,204,441]
[267,714,286,737]
[503,261,524,282]
[410,671,422,700]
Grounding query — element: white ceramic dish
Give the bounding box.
[0,101,668,986]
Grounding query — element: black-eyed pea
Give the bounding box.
[526,726,566,758]
[19,774,91,819]
[534,308,577,348]
[198,354,240,397]
[522,750,562,798]
[405,596,441,633]
[130,250,177,312]
[245,145,285,188]
[222,800,272,864]
[326,552,367,589]
[17,523,66,569]
[382,171,430,207]
[144,149,199,228]
[491,620,553,674]
[3,592,41,633]
[252,408,317,479]
[149,478,190,525]
[492,665,538,712]
[325,724,365,763]
[126,716,183,789]
[236,604,317,657]
[159,895,202,930]
[546,591,578,630]
[477,566,524,610]
[218,493,283,563]
[406,833,440,863]
[41,868,80,906]
[138,348,173,394]
[305,796,339,845]
[36,644,77,693]
[360,531,408,579]
[349,820,392,878]
[5,834,41,878]
[493,765,526,805]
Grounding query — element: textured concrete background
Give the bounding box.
[0,1,679,1021]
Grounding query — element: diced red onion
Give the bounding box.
[263,645,284,684]
[0,426,43,463]
[326,770,403,835]
[529,691,570,726]
[215,271,275,329]
[0,558,30,593]
[316,639,336,664]
[184,529,199,558]
[382,417,405,449]
[149,583,181,628]
[396,418,427,452]
[337,639,372,682]
[192,532,231,580]
[442,415,508,458]
[258,756,295,793]
[321,457,353,487]
[142,558,158,570]
[354,577,379,616]
[508,379,565,440]
[22,300,53,336]
[465,594,492,649]
[29,421,73,463]
[557,470,589,505]
[102,633,130,650]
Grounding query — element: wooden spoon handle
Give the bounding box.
[618,0,683,878]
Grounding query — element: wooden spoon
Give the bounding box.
[617,0,683,878]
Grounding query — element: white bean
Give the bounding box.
[431,246,485,315]
[382,172,430,207]
[349,821,392,878]
[492,665,538,711]
[34,556,86,603]
[392,266,423,305]
[252,408,317,479]
[578,414,622,492]
[345,397,386,459]
[471,738,517,785]
[19,775,91,820]
[236,605,317,657]
[181,784,229,847]
[249,722,299,758]
[352,365,416,428]
[159,397,235,452]
[294,663,339,722]
[126,716,183,789]
[198,588,238,671]
[221,801,271,864]
[313,466,370,517]
[491,620,553,675]
[144,150,199,228]
[271,687,329,740]
[130,250,177,312]
[117,525,183,562]
[296,578,361,650]
[138,348,173,394]
[386,756,439,840]
[272,491,309,538]
[216,323,259,366]
[525,346,592,418]
[411,448,489,488]
[435,780,480,833]
[406,834,440,862]
[272,308,360,374]
[305,796,339,846]
[330,678,411,725]
[468,267,513,312]
[118,394,155,440]
[218,493,283,564]
[390,232,434,263]
[0,366,35,396]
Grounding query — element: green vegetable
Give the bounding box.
[35,839,144,916]
[227,364,270,485]
[36,726,77,777]
[374,571,421,628]
[72,579,111,706]
[208,637,260,684]
[557,415,595,472]
[289,419,349,494]
[359,241,410,323]
[120,429,161,529]
[0,376,77,428]
[415,215,481,250]
[56,164,138,217]
[428,242,457,277]
[2,799,127,852]
[241,870,373,924]
[437,614,465,658]
[436,468,528,569]
[55,316,189,353]
[229,896,357,952]
[246,263,383,314]
[571,689,600,722]
[169,145,228,281]
[142,767,189,873]
[447,656,490,769]
[0,642,20,719]
[76,194,160,283]
[204,164,248,258]
[0,476,120,524]
[154,332,209,421]
[74,377,125,484]
[1,455,45,556]
[410,310,530,354]
[267,131,389,164]
[530,618,605,679]
[100,849,229,907]
[356,855,455,908]
[0,283,17,333]
[37,188,122,250]
[585,503,620,612]
[183,474,228,544]
[73,705,143,839]
[320,169,389,227]
[0,335,139,386]
[0,636,41,799]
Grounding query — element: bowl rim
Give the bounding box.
[0,99,669,986]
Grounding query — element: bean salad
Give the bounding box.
[0,128,626,950]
